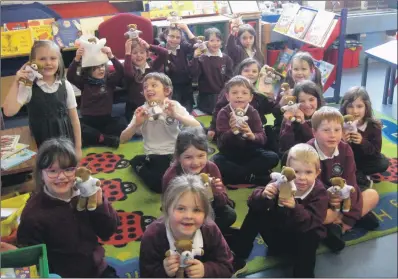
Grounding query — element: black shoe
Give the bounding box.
[323,224,345,253]
[356,171,371,191]
[232,256,248,278]
[355,212,380,230]
[103,135,120,148]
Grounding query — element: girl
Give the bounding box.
[17,138,119,278]
[67,45,126,148]
[227,23,265,68]
[340,86,389,189]
[279,80,323,155]
[124,37,168,122]
[158,23,197,112]
[162,126,236,233]
[189,27,233,115]
[3,40,82,159]
[139,174,234,278]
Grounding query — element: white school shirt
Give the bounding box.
[314,139,339,160]
[130,100,195,155]
[17,79,77,109]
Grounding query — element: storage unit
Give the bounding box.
[1,193,30,237]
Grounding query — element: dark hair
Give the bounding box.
[340,86,381,129]
[234,57,261,76]
[158,27,186,46]
[225,75,254,95]
[237,24,259,51]
[204,27,222,41]
[81,63,109,81]
[285,52,323,90]
[143,72,173,96]
[293,80,324,111]
[33,138,78,192]
[174,127,208,160]
[30,40,65,78]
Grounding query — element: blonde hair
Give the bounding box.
[30,40,65,78]
[311,106,343,131]
[162,174,214,222]
[287,143,320,170]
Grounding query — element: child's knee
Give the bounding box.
[362,188,379,208]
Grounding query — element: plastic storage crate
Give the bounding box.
[1,193,30,237]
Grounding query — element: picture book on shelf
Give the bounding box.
[1,143,30,160]
[314,59,335,86]
[27,18,55,41]
[287,8,317,40]
[1,149,36,171]
[273,4,300,34]
[0,265,39,278]
[3,22,28,31]
[1,28,34,57]
[1,135,20,152]
[52,18,82,48]
[273,47,296,77]
[304,10,335,47]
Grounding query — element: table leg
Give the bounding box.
[388,68,396,105]
[383,66,391,105]
[361,56,369,87]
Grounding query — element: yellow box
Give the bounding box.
[1,193,30,237]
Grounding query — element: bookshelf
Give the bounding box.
[272,5,348,104]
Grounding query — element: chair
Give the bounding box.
[98,13,153,59]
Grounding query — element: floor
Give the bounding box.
[2,61,397,278]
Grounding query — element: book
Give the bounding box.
[314,59,335,86]
[320,19,338,48]
[52,18,82,48]
[287,8,317,40]
[1,143,30,160]
[273,47,296,77]
[304,10,335,47]
[0,265,39,278]
[1,149,36,171]
[273,4,300,34]
[3,22,28,31]
[1,135,20,152]
[27,18,55,41]
[1,28,34,57]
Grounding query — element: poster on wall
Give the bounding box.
[52,18,82,48]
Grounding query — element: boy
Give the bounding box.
[308,106,380,252]
[120,73,200,193]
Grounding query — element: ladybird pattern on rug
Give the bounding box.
[101,178,138,202]
[372,157,397,184]
[99,210,156,248]
[80,152,130,174]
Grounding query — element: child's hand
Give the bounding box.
[163,254,180,277]
[211,178,224,193]
[193,48,202,58]
[328,192,342,208]
[207,130,215,141]
[341,223,352,233]
[15,63,32,82]
[279,196,296,208]
[96,189,103,206]
[343,132,351,142]
[134,106,148,126]
[138,38,150,49]
[177,23,189,31]
[0,242,18,252]
[101,46,114,59]
[185,259,205,278]
[229,112,237,129]
[262,182,278,199]
[75,47,84,61]
[164,100,177,118]
[350,132,362,144]
[125,39,133,55]
[240,123,255,140]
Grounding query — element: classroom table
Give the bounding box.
[361,40,397,105]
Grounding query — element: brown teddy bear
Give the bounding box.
[280,82,291,96]
[231,107,249,137]
[167,11,182,28]
[193,36,208,55]
[19,60,44,87]
[343,114,358,142]
[199,173,214,201]
[87,37,97,44]
[146,100,165,121]
[270,166,297,207]
[229,13,243,33]
[165,240,204,278]
[327,177,356,212]
[124,24,142,42]
[257,65,282,100]
[280,96,303,123]
[75,166,101,211]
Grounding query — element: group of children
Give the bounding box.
[1,20,389,278]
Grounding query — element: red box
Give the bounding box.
[300,44,324,60]
[325,46,363,69]
[267,49,281,66]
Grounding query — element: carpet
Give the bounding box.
[79,113,397,278]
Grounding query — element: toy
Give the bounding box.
[124,24,142,42]
[78,35,109,68]
[199,173,214,201]
[280,82,291,96]
[87,37,97,44]
[230,14,243,33]
[231,107,249,137]
[18,61,43,87]
[260,65,282,85]
[75,166,101,211]
[165,239,204,278]
[146,100,166,121]
[270,166,297,207]
[167,11,182,28]
[193,36,208,55]
[327,177,355,212]
[280,96,303,123]
[343,115,358,142]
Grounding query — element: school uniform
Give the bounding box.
[212,104,279,185]
[189,50,233,114]
[226,34,265,68]
[124,45,168,122]
[17,189,119,278]
[129,101,196,193]
[162,161,236,231]
[139,218,234,278]
[17,79,76,147]
[67,58,127,147]
[233,179,328,278]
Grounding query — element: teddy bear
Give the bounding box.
[256,65,282,100]
[87,37,97,44]
[165,240,204,278]
[270,166,297,207]
[193,36,208,55]
[280,96,303,123]
[146,100,166,121]
[230,13,243,33]
[75,166,101,211]
[167,11,182,28]
[343,114,359,142]
[124,24,142,42]
[327,177,355,212]
[19,61,44,87]
[78,35,109,68]
[280,82,291,96]
[199,173,214,202]
[231,107,249,137]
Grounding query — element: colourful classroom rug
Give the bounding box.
[79,112,397,278]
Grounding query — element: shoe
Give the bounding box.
[103,135,120,148]
[356,171,371,191]
[232,256,248,278]
[355,212,380,230]
[323,224,345,253]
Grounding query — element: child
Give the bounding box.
[189,27,233,115]
[3,40,82,158]
[162,126,236,233]
[280,80,323,154]
[308,106,380,252]
[340,86,389,189]
[140,174,234,278]
[232,143,328,278]
[227,23,265,68]
[124,37,168,122]
[17,138,119,278]
[67,45,126,148]
[158,23,197,112]
[120,73,200,193]
[212,76,279,185]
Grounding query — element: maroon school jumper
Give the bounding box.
[279,119,314,153]
[350,121,383,159]
[226,34,265,68]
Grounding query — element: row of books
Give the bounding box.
[1,265,39,278]
[273,4,338,48]
[1,135,36,170]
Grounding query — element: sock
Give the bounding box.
[98,134,105,143]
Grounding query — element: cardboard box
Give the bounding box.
[261,21,272,44]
